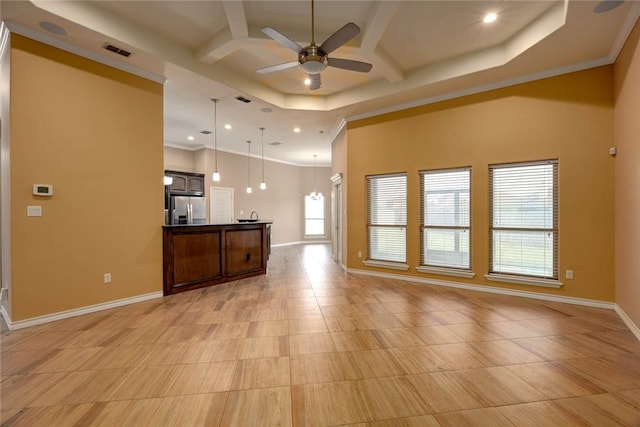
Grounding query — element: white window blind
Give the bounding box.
[366,173,407,263]
[420,168,471,270]
[489,160,558,279]
[304,194,325,236]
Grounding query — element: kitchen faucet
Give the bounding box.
[250,211,259,220]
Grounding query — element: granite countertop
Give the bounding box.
[163,220,273,227]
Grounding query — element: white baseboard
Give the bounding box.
[2,291,163,331]
[615,304,640,341]
[347,268,616,310]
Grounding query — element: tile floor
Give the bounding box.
[1,244,640,426]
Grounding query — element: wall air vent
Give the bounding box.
[103,43,131,57]
[235,96,252,104]
[200,130,212,135]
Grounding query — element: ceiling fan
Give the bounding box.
[257,0,373,90]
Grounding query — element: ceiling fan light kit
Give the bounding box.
[299,45,328,74]
[258,0,372,90]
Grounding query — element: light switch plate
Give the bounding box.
[27,205,42,217]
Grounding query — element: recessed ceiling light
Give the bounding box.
[224,124,232,130]
[304,78,311,86]
[483,12,498,24]
[593,0,624,13]
[293,127,301,133]
[39,21,67,36]
[187,135,195,141]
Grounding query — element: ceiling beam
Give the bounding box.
[358,0,404,83]
[195,0,248,64]
[361,47,404,83]
[223,0,248,39]
[361,0,401,50]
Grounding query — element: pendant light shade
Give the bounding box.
[246,140,253,194]
[310,154,322,200]
[259,127,267,190]
[211,98,221,182]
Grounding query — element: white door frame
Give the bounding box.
[330,173,343,265]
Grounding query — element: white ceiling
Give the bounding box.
[2,0,639,166]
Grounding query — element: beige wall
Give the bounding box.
[9,35,164,320]
[614,20,640,326]
[347,66,615,302]
[164,147,195,172]
[164,148,332,245]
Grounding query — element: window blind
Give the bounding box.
[489,160,558,279]
[366,173,407,263]
[420,168,471,270]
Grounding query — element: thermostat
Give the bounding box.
[33,184,53,196]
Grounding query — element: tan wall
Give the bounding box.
[10,35,164,320]
[347,66,615,302]
[164,147,332,245]
[614,20,640,325]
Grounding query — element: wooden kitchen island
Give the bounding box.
[162,221,271,295]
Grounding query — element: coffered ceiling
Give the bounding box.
[2,0,639,166]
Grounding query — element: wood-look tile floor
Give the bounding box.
[2,244,640,426]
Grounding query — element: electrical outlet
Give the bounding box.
[357,251,362,258]
[104,273,112,283]
[565,270,574,280]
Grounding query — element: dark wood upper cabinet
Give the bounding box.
[165,170,205,196]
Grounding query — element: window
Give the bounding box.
[366,173,407,265]
[420,168,471,271]
[489,160,558,280]
[304,194,325,236]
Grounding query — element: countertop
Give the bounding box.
[163,220,273,227]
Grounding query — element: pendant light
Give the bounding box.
[310,154,322,200]
[211,98,221,182]
[259,127,267,190]
[246,140,253,194]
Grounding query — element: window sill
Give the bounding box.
[485,273,563,288]
[364,260,410,271]
[416,266,475,278]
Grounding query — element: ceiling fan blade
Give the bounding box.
[309,73,321,90]
[319,22,360,54]
[327,57,372,73]
[262,27,303,53]
[256,61,300,74]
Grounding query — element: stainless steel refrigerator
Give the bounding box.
[170,196,207,225]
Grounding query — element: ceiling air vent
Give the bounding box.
[235,96,252,104]
[269,141,282,146]
[103,43,131,57]
[200,130,212,135]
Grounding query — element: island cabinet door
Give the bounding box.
[225,228,264,276]
[171,231,223,286]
